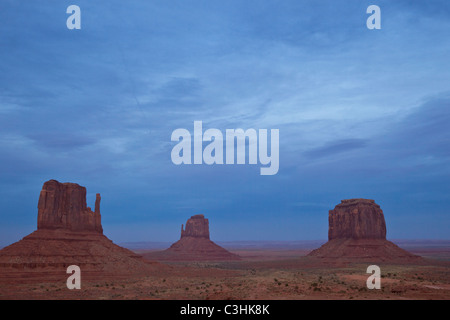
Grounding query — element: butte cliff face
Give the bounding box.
[37,180,103,233]
[180,214,210,239]
[0,179,157,276]
[328,199,386,240]
[144,214,240,261]
[308,199,422,263]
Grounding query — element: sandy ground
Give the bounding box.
[0,244,449,300]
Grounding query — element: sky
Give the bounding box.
[0,0,449,246]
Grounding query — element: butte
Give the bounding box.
[144,214,241,261]
[0,179,157,278]
[308,199,423,263]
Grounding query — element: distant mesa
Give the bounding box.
[144,214,241,261]
[308,199,423,263]
[0,179,156,275]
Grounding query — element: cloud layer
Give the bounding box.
[0,0,449,245]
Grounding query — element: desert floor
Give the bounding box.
[0,241,449,300]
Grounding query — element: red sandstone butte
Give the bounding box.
[144,214,241,261]
[181,214,210,239]
[308,199,422,263]
[37,180,103,233]
[0,180,156,275]
[328,199,386,240]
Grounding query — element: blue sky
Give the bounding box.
[0,0,449,246]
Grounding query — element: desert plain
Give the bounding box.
[0,240,449,300]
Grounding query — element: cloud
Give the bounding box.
[0,0,450,243]
[361,93,450,176]
[27,132,96,151]
[392,95,450,158]
[305,138,369,159]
